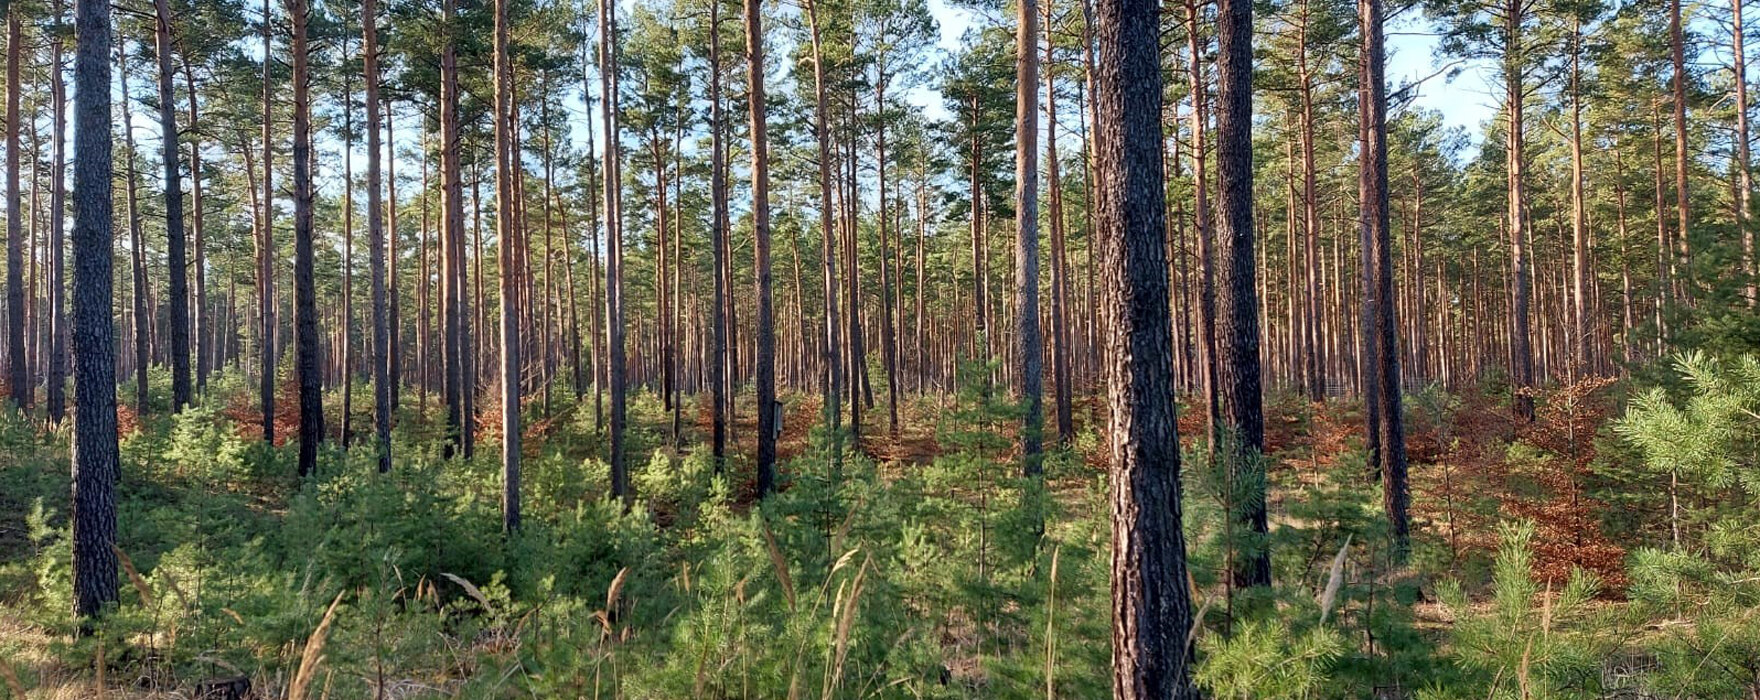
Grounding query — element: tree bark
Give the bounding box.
[441,0,467,456]
[153,0,191,411]
[599,0,629,503]
[6,8,26,410]
[259,0,276,443]
[1096,0,1197,693]
[806,0,843,461]
[46,0,67,422]
[1215,0,1270,589]
[119,46,151,415]
[290,0,322,478]
[1506,0,1534,422]
[1671,0,1692,285]
[1360,0,1408,561]
[72,0,119,620]
[1045,3,1073,444]
[1737,0,1755,306]
[748,0,777,495]
[1015,0,1044,476]
[708,3,728,470]
[494,0,521,530]
[365,0,391,472]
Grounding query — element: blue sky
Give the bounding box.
[916,0,1500,137]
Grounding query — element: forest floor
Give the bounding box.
[0,374,1680,698]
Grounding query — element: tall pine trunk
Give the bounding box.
[365,0,391,472]
[708,3,728,469]
[6,8,25,410]
[441,0,467,456]
[806,0,843,462]
[1045,3,1073,443]
[72,0,120,620]
[1015,0,1044,476]
[46,0,67,423]
[1360,0,1408,561]
[291,0,322,478]
[494,0,521,529]
[1215,0,1270,589]
[154,0,191,411]
[748,0,777,495]
[1737,0,1755,306]
[1505,0,1534,422]
[259,0,276,443]
[1096,0,1196,692]
[599,0,629,503]
[119,46,150,415]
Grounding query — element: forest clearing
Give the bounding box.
[1,0,1759,695]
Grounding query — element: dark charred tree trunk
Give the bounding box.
[291,0,322,478]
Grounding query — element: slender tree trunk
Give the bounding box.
[748,0,777,494]
[1568,17,1591,373]
[1297,0,1324,401]
[806,0,843,461]
[1215,0,1270,589]
[441,0,466,456]
[386,103,401,409]
[153,0,191,411]
[600,0,629,503]
[291,0,322,478]
[1045,6,1073,443]
[182,63,207,395]
[1506,0,1534,422]
[876,79,900,439]
[6,8,26,409]
[1671,0,1692,284]
[1015,0,1045,476]
[46,0,67,423]
[418,135,431,401]
[1360,0,1408,561]
[708,3,728,469]
[340,37,355,445]
[259,0,276,443]
[119,47,151,415]
[365,0,391,472]
[1184,0,1220,443]
[1096,0,1197,693]
[494,0,521,530]
[1737,0,1755,306]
